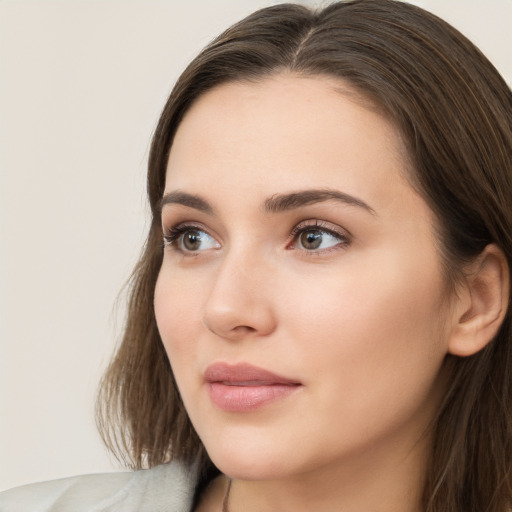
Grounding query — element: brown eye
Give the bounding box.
[172,228,220,252]
[299,230,323,250]
[292,226,347,252]
[182,231,202,251]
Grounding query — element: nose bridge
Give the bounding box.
[202,241,276,339]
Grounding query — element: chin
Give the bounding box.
[202,432,298,481]
[210,454,290,481]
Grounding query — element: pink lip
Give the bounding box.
[204,362,302,412]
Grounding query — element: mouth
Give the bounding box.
[204,362,302,412]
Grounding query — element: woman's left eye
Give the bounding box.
[290,223,350,252]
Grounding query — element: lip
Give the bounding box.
[204,362,302,412]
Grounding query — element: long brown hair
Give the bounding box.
[96,1,512,510]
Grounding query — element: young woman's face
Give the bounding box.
[155,75,452,481]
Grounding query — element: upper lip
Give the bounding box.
[204,362,301,386]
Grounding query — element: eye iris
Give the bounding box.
[300,230,323,250]
[183,231,202,251]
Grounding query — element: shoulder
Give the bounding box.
[0,461,197,512]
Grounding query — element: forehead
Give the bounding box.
[165,74,416,215]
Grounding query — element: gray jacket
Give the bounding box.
[0,462,197,512]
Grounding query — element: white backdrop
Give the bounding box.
[1,0,511,491]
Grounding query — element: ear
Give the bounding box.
[448,244,510,357]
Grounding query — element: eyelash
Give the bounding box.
[162,220,351,255]
[163,223,212,250]
[289,220,351,254]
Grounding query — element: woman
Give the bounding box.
[2,0,511,510]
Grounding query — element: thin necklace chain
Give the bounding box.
[222,478,233,512]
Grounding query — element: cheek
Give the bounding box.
[281,248,448,402]
[266,254,449,462]
[154,267,204,365]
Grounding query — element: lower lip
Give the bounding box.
[208,382,301,412]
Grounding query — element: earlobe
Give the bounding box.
[448,244,510,357]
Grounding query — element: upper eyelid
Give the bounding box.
[165,220,207,229]
[290,219,352,239]
[162,220,212,235]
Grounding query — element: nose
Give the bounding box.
[202,249,277,341]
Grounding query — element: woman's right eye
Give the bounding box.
[163,226,220,253]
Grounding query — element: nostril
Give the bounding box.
[233,325,257,334]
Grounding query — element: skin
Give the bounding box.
[154,74,462,512]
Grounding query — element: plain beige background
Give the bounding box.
[1,0,511,491]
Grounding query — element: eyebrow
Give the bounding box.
[160,191,214,214]
[264,189,376,215]
[159,188,375,215]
